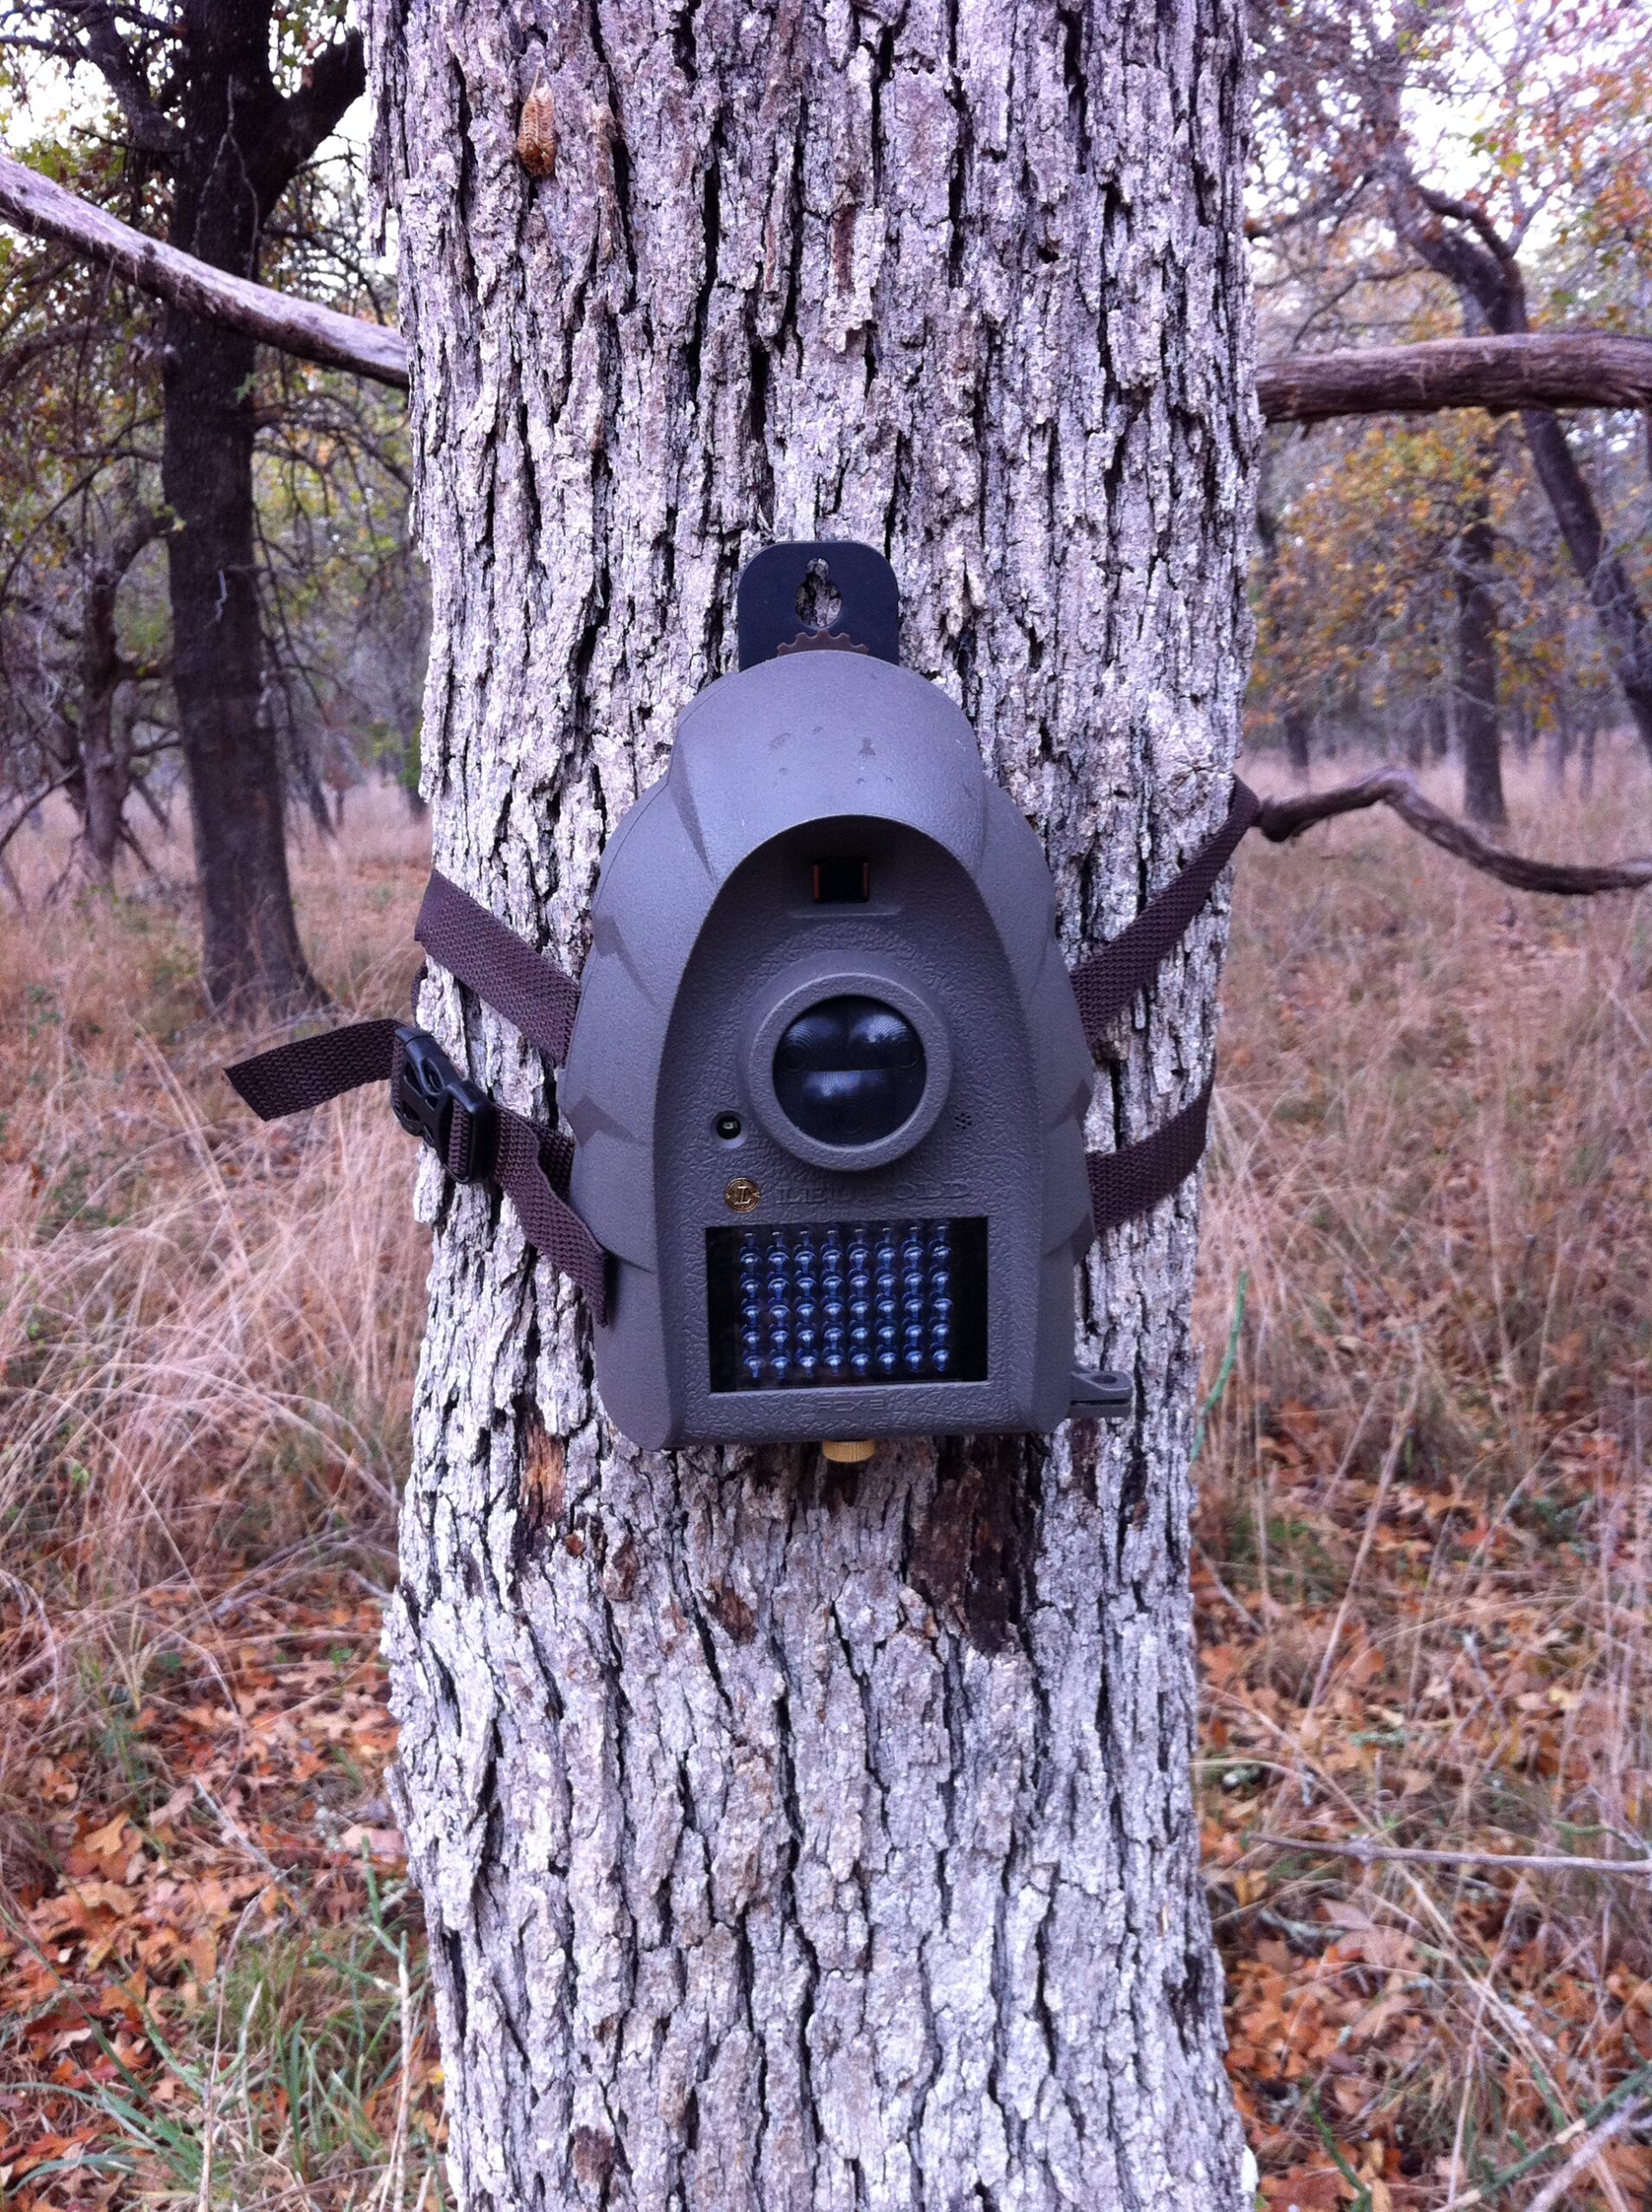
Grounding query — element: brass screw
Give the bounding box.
[821,1439,876,1465]
[723,1176,760,1213]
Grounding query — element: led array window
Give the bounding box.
[707,1217,988,1391]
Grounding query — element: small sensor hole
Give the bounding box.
[714,1112,743,1141]
[812,856,870,903]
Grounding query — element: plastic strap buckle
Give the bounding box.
[391,1025,497,1181]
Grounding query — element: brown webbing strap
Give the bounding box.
[416,870,580,1065]
[490,1107,608,1319]
[1070,781,1261,1049]
[226,1021,607,1319]
[1087,1075,1214,1236]
[227,1020,399,1120]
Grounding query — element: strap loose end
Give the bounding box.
[225,1018,401,1121]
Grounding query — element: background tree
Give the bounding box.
[1250,0,1652,775]
[365,0,1255,2202]
[0,58,423,912]
[0,0,369,1006]
[0,145,175,886]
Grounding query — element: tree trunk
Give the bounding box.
[1544,703,1570,796]
[367,3,1254,2206]
[163,294,316,1006]
[1454,512,1505,826]
[156,1,360,1010]
[1388,184,1652,772]
[1283,705,1312,781]
[74,508,164,886]
[77,636,127,889]
[163,19,312,1009]
[1518,408,1652,766]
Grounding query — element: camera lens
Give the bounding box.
[772,995,925,1146]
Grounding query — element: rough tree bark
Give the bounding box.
[366,2,1254,2204]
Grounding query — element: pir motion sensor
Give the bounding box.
[226,543,1261,1457]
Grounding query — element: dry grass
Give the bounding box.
[1198,745,1652,2209]
[0,753,1648,2208]
[0,793,436,2209]
[0,796,427,1832]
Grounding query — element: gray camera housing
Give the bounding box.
[560,648,1096,1450]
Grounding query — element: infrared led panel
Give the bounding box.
[707,1217,988,1392]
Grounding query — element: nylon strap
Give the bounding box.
[416,870,580,1065]
[1087,1076,1214,1236]
[491,1107,607,1319]
[226,1018,607,1320]
[1070,781,1261,1050]
[1075,779,1257,1234]
[227,1019,402,1120]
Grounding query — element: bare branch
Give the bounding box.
[255,30,366,214]
[1254,769,1652,896]
[0,145,408,387]
[5,151,1644,439]
[70,0,183,158]
[1248,1833,1652,1878]
[1521,2101,1650,2212]
[1258,333,1652,424]
[1409,179,1520,272]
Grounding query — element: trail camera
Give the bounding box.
[229,541,1257,1456]
[560,543,1107,1450]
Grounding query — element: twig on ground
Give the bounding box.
[1255,770,1652,895]
[194,1777,280,1878]
[1431,2068,1652,2211]
[1249,1834,1652,1878]
[1193,1539,1257,1630]
[1520,2096,1648,2212]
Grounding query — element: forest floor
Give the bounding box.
[0,753,1648,2212]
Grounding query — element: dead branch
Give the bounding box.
[1521,2099,1649,2212]
[1258,332,1652,423]
[0,146,408,390]
[4,149,1646,430]
[1249,1834,1652,1878]
[1255,769,1652,895]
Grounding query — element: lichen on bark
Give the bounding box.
[364,0,1255,2202]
